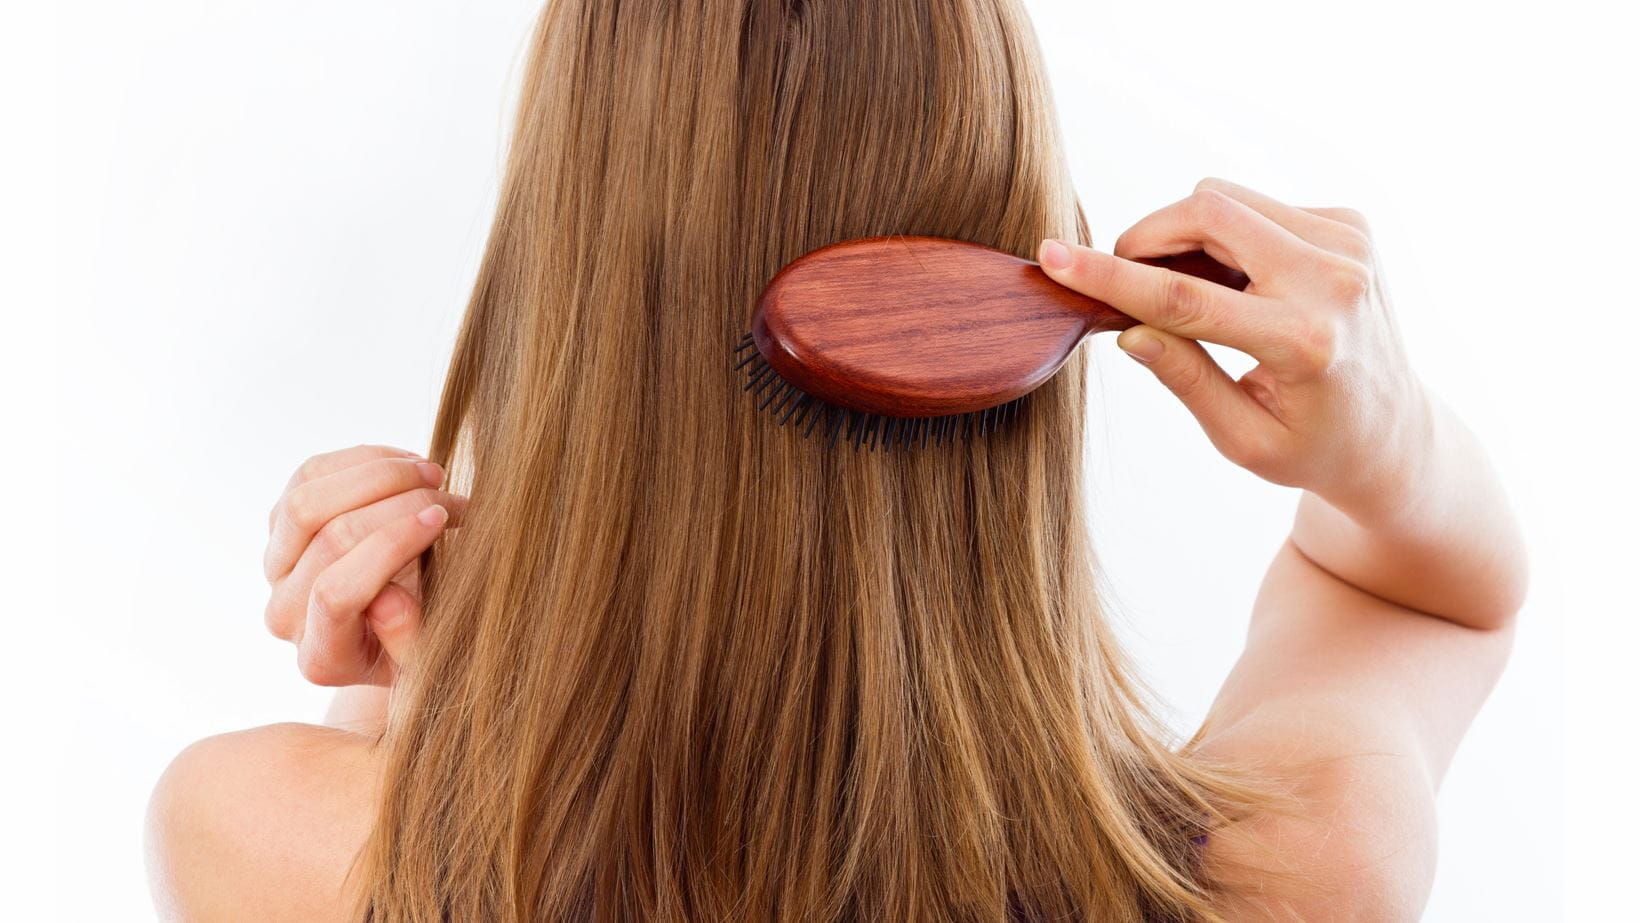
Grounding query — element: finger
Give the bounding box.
[1110,187,1333,284]
[292,488,468,577]
[264,488,467,640]
[266,456,446,581]
[1114,325,1281,470]
[279,443,425,498]
[1303,205,1373,239]
[364,582,422,678]
[297,504,450,686]
[1193,177,1374,262]
[1038,239,1296,361]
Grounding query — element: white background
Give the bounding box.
[10,0,1634,918]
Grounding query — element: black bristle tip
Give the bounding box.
[733,331,1027,450]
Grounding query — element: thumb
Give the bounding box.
[364,582,423,677]
[1116,324,1272,464]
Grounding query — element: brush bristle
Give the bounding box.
[732,332,1024,450]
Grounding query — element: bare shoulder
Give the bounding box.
[145,722,382,922]
[1196,705,1439,922]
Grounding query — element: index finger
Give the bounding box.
[1037,239,1296,359]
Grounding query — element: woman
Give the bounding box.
[146,0,1526,920]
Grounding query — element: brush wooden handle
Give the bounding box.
[752,236,1249,418]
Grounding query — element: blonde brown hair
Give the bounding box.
[356,1,1262,919]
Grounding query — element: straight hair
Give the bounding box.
[355,1,1266,919]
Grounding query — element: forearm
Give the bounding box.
[1289,394,1528,630]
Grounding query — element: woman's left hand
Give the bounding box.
[262,444,465,686]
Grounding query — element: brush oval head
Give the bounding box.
[734,236,1247,447]
[749,236,1129,419]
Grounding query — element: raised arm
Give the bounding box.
[1038,178,1526,918]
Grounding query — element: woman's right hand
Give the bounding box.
[262,444,467,686]
[1037,177,1434,522]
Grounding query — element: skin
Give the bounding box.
[145,179,1527,921]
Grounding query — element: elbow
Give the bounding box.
[1487,476,1533,628]
[1435,502,1529,632]
[1474,523,1530,632]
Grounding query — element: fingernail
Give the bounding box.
[417,504,448,527]
[1038,238,1072,271]
[1118,329,1165,363]
[416,461,444,486]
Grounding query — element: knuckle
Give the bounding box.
[1190,188,1236,226]
[1160,273,1209,327]
[264,598,294,640]
[261,546,282,584]
[308,577,350,625]
[294,454,324,485]
[279,489,319,533]
[1328,207,1370,233]
[1321,258,1372,304]
[311,516,355,561]
[296,644,344,687]
[295,645,318,682]
[1289,312,1340,374]
[373,454,417,489]
[1166,353,1212,399]
[1333,225,1373,261]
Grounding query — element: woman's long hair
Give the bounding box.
[355,1,1263,919]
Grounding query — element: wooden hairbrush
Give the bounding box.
[733,235,1248,449]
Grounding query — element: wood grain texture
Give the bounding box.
[751,236,1248,417]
